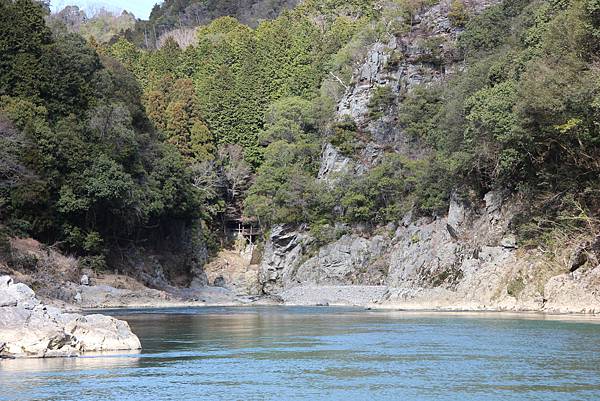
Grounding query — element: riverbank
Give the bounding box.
[10,271,600,315]
[2,238,598,315]
[3,271,599,360]
[278,284,600,315]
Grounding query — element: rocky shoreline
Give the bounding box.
[0,276,141,359]
[274,284,600,315]
[2,273,598,360]
[30,279,600,315]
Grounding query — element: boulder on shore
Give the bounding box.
[0,276,141,358]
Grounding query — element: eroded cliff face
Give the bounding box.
[252,0,600,312]
[257,192,600,313]
[322,0,487,179]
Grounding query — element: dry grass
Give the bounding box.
[7,238,80,290]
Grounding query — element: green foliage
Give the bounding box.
[79,255,108,272]
[415,36,447,67]
[338,154,450,224]
[0,0,51,103]
[48,6,136,44]
[458,1,514,54]
[400,0,600,242]
[128,0,301,49]
[308,223,350,247]
[368,85,395,119]
[146,76,216,161]
[108,0,374,166]
[507,275,526,297]
[244,96,326,226]
[0,1,203,263]
[448,0,469,27]
[330,120,362,157]
[7,0,597,263]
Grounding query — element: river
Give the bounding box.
[1,307,600,400]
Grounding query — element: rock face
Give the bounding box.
[317,143,353,182]
[256,192,600,313]
[258,225,310,295]
[202,246,262,296]
[320,0,502,183]
[242,0,600,314]
[0,276,141,358]
[293,235,389,286]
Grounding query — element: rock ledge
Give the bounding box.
[0,276,141,358]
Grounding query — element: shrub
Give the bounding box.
[448,0,469,27]
[368,85,395,119]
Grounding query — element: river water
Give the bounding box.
[1,307,600,400]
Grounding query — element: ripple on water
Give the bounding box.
[1,307,600,401]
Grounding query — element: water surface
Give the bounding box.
[1,307,600,400]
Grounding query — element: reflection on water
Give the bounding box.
[1,307,600,401]
[0,351,141,373]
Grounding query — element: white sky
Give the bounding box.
[50,0,158,19]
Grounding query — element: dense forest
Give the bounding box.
[48,0,301,49]
[0,0,203,271]
[1,0,599,277]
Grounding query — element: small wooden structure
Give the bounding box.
[235,222,260,245]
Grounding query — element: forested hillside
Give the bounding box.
[106,0,600,246]
[47,5,136,43]
[103,0,378,226]
[1,0,599,289]
[0,0,204,274]
[133,0,301,48]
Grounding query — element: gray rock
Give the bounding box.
[447,193,470,230]
[80,274,89,286]
[0,281,40,310]
[0,276,13,288]
[317,143,353,183]
[484,190,504,221]
[293,235,389,287]
[65,315,141,352]
[213,276,226,287]
[569,242,589,272]
[258,225,310,295]
[0,277,141,358]
[501,235,518,249]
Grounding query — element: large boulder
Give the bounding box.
[0,276,141,358]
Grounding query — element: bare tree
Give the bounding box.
[219,145,252,199]
[0,115,34,215]
[190,160,223,200]
[157,27,199,49]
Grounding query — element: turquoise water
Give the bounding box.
[1,307,600,400]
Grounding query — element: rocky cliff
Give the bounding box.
[257,191,600,313]
[323,0,479,178]
[249,0,600,313]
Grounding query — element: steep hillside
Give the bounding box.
[148,0,300,29]
[49,0,300,48]
[129,0,301,48]
[0,0,209,287]
[253,0,600,312]
[2,0,600,312]
[47,6,136,43]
